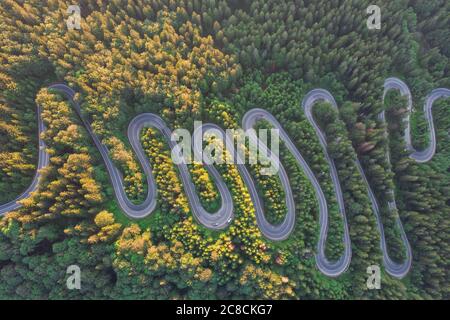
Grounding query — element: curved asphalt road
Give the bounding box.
[242,105,351,276]
[0,84,234,230]
[373,78,450,277]
[301,90,352,276]
[195,123,296,241]
[0,104,49,214]
[383,78,450,163]
[1,79,449,279]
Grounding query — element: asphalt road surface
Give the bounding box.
[1,78,449,279]
[0,84,234,229]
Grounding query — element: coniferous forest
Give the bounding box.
[0,0,449,300]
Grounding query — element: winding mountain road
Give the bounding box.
[374,78,450,277]
[243,106,351,276]
[301,90,352,276]
[1,78,449,279]
[382,78,450,163]
[0,84,234,229]
[0,104,49,215]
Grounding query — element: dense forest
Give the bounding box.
[0,0,449,299]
